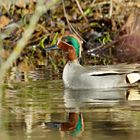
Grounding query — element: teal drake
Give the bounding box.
[46,34,140,89]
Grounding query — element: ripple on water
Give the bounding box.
[0,81,140,140]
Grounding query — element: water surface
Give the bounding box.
[0,81,140,140]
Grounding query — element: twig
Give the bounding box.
[62,0,72,32]
[69,22,86,43]
[62,0,86,43]
[91,1,110,7]
[0,0,60,82]
[91,0,97,5]
[87,35,130,54]
[109,0,113,18]
[74,0,88,23]
[0,37,4,66]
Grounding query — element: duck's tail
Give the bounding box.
[127,73,140,84]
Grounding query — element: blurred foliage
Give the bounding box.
[0,0,140,81]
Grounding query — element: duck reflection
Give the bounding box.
[126,88,140,100]
[45,88,128,137]
[64,88,127,108]
[45,112,84,137]
[2,86,140,139]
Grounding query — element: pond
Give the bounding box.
[0,80,140,140]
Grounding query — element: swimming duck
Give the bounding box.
[46,34,140,89]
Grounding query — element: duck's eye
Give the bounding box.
[67,41,72,45]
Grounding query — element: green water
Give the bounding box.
[0,80,140,140]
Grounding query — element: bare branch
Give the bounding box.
[0,0,60,82]
[75,0,88,23]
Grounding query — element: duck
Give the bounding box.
[45,112,84,137]
[64,88,127,108]
[46,34,140,89]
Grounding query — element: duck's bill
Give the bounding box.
[45,44,58,52]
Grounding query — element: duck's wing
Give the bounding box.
[84,63,140,76]
[81,64,140,84]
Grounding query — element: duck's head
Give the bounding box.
[46,34,83,62]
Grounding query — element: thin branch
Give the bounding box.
[91,0,96,5]
[109,0,113,18]
[62,0,72,32]
[62,0,86,42]
[74,0,88,23]
[0,0,60,82]
[91,1,110,7]
[69,22,86,43]
[87,34,130,54]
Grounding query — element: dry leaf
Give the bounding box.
[0,16,10,29]
[16,0,26,8]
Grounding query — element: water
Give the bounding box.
[0,80,140,140]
